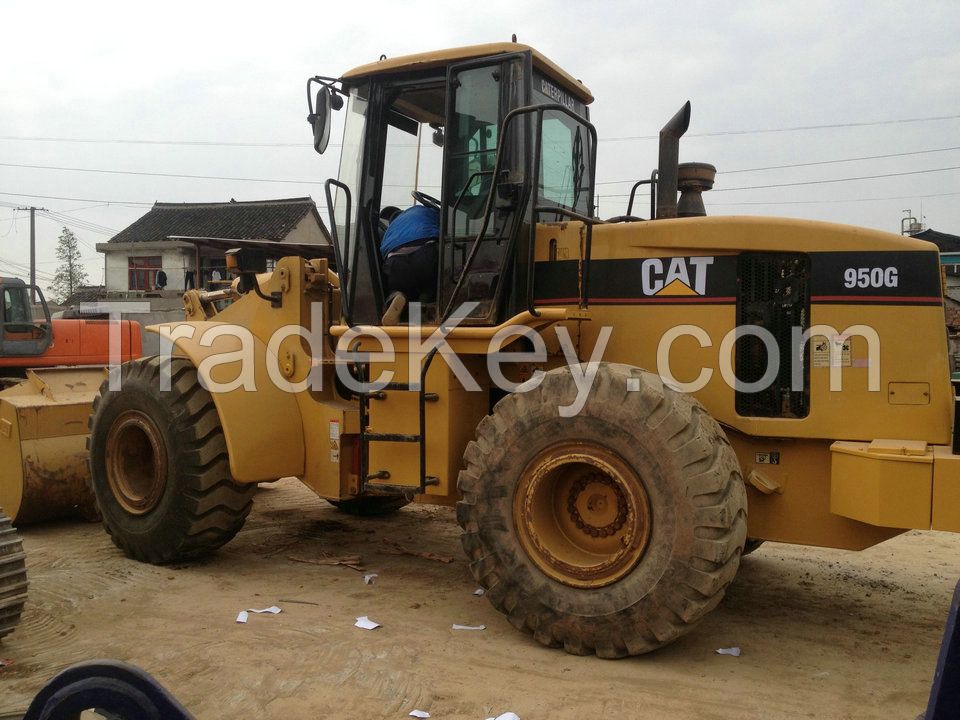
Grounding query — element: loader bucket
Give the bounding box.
[0,367,106,524]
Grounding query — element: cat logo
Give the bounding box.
[641,256,715,296]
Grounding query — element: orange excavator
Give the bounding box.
[0,277,141,377]
[0,276,142,523]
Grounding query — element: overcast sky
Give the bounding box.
[1,0,958,288]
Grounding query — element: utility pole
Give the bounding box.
[14,206,47,301]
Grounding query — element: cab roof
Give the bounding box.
[341,42,593,104]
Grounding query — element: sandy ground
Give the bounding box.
[0,479,957,720]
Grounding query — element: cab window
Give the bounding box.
[445,64,501,238]
[538,111,591,217]
[3,287,31,323]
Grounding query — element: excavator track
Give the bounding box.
[0,510,28,640]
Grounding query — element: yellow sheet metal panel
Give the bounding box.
[932,445,960,532]
[830,441,932,528]
[15,435,97,524]
[295,398,360,499]
[554,218,953,445]
[0,398,24,520]
[887,382,931,405]
[0,369,106,523]
[148,321,305,484]
[728,433,902,549]
[866,438,928,455]
[341,42,594,103]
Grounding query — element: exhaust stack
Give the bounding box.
[656,101,691,219]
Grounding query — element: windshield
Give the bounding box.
[336,86,368,270]
[380,85,444,211]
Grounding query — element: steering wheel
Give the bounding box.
[411,190,441,211]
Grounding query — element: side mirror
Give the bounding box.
[308,86,333,154]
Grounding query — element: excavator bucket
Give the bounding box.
[0,367,106,524]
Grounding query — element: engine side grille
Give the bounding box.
[736,253,810,418]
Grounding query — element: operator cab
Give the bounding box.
[0,277,52,357]
[309,42,596,326]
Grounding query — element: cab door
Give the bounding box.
[438,52,530,325]
[0,283,52,358]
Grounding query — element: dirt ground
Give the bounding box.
[0,479,957,720]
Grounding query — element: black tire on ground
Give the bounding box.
[327,495,411,516]
[88,357,256,564]
[456,363,748,658]
[742,538,765,556]
[0,511,28,640]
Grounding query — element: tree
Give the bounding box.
[48,227,90,304]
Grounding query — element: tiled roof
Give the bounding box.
[913,228,960,253]
[108,197,328,244]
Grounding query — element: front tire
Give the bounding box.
[456,364,747,657]
[88,357,255,564]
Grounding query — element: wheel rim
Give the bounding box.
[105,410,168,515]
[513,441,652,589]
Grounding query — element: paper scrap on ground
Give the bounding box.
[473,588,485,596]
[715,646,741,657]
[409,711,430,718]
[364,573,378,585]
[355,615,381,630]
[452,623,486,631]
[235,606,282,623]
[485,713,520,720]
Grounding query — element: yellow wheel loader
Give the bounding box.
[87,43,960,657]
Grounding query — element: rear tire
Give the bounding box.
[327,495,411,516]
[456,363,747,657]
[88,357,255,564]
[0,511,27,640]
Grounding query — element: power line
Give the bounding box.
[1,112,957,149]
[0,160,328,187]
[0,190,154,207]
[595,145,960,185]
[0,135,313,149]
[723,146,960,175]
[712,165,960,192]
[0,160,427,189]
[0,257,56,281]
[601,113,960,142]
[39,209,118,235]
[602,166,960,197]
[707,190,960,206]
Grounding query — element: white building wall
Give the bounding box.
[159,247,192,291]
[101,245,194,292]
[104,251,129,292]
[285,214,330,246]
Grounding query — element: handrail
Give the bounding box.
[524,103,599,314]
[447,169,495,281]
[440,102,599,322]
[532,205,603,225]
[627,169,658,219]
[324,178,353,324]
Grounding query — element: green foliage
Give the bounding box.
[47,227,90,304]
